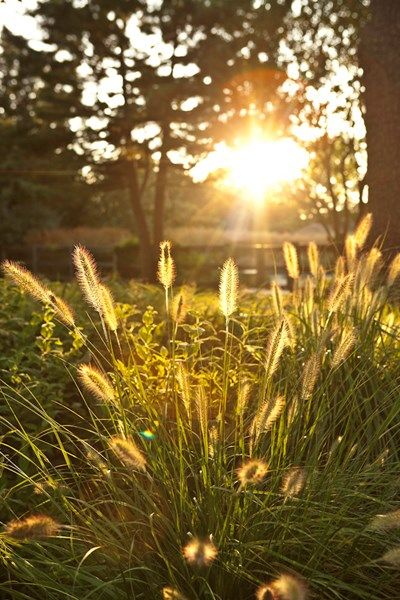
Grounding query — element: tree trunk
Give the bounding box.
[153,125,170,248]
[360,0,400,254]
[126,160,156,281]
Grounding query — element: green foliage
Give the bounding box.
[0,238,400,599]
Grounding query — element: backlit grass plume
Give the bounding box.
[4,515,61,540]
[387,252,400,286]
[73,245,102,311]
[381,547,400,567]
[48,293,76,327]
[283,242,299,280]
[109,436,147,471]
[182,538,218,568]
[2,260,51,303]
[237,459,269,489]
[219,257,239,323]
[265,319,289,379]
[282,467,307,498]
[158,240,175,290]
[332,327,356,368]
[78,364,115,405]
[171,286,190,324]
[251,395,285,449]
[369,509,400,532]
[256,574,307,600]
[2,260,75,326]
[354,213,373,249]
[162,587,188,600]
[301,353,320,400]
[307,241,319,278]
[98,284,118,331]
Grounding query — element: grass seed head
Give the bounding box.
[162,587,188,600]
[301,353,320,400]
[98,284,118,331]
[171,287,190,324]
[182,538,218,568]
[78,364,115,404]
[73,245,102,311]
[158,240,176,290]
[5,515,61,540]
[283,242,300,280]
[110,436,147,471]
[381,546,400,566]
[370,509,400,532]
[2,260,51,304]
[282,467,307,498]
[332,327,356,368]
[49,294,75,327]
[219,257,239,320]
[237,459,269,487]
[265,319,289,379]
[354,213,373,249]
[307,241,319,278]
[387,252,400,286]
[256,574,307,600]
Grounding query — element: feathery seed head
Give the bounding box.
[237,459,268,487]
[370,509,400,532]
[387,252,400,286]
[158,240,175,290]
[265,319,289,379]
[49,294,75,327]
[2,260,51,304]
[381,547,400,566]
[252,395,285,442]
[345,234,357,271]
[282,467,307,498]
[283,242,299,279]
[110,436,147,471]
[110,436,146,471]
[301,353,320,400]
[5,514,61,540]
[182,537,218,568]
[73,245,102,311]
[171,286,191,324]
[162,587,188,600]
[271,281,283,317]
[307,241,319,278]
[98,284,118,331]
[176,363,191,420]
[256,574,307,600]
[328,273,353,313]
[332,327,356,368]
[354,213,373,249]
[78,364,115,404]
[219,257,239,320]
[334,255,346,281]
[237,381,251,417]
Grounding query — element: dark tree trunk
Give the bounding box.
[360,0,400,254]
[126,160,156,281]
[153,125,170,249]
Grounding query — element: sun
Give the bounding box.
[224,138,309,202]
[192,137,309,203]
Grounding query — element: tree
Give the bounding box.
[360,0,400,253]
[30,0,293,279]
[0,26,88,246]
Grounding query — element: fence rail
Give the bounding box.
[0,243,337,288]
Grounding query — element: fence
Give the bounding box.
[0,243,336,288]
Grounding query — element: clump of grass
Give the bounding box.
[1,223,400,599]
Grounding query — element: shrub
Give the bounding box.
[1,217,400,599]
